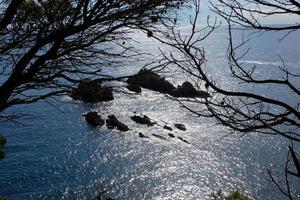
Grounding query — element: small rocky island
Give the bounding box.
[127,69,210,98]
[70,69,206,144]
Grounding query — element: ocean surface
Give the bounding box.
[0,26,299,200]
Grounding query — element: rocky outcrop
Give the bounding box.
[126,84,142,94]
[131,115,155,126]
[71,80,114,103]
[169,81,210,98]
[127,70,209,98]
[106,115,129,132]
[175,124,186,131]
[127,69,175,93]
[84,112,105,127]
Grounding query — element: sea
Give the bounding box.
[0,24,299,200]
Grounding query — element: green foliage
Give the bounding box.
[19,0,43,16]
[20,0,72,13]
[18,0,73,25]
[0,196,6,200]
[211,189,251,200]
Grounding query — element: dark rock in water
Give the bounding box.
[163,125,173,131]
[177,136,190,144]
[152,134,167,140]
[126,84,142,93]
[0,149,5,160]
[127,69,175,93]
[168,81,210,98]
[127,71,209,99]
[84,112,105,127]
[168,133,175,138]
[71,80,114,103]
[139,132,150,138]
[106,115,129,132]
[175,124,186,131]
[0,134,6,146]
[131,115,155,126]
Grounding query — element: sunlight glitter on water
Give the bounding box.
[1,28,299,200]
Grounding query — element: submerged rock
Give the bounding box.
[152,134,167,140]
[84,112,105,127]
[177,136,190,144]
[71,80,114,103]
[126,84,142,94]
[131,115,155,126]
[106,115,129,132]
[139,132,150,138]
[127,69,175,93]
[169,81,210,98]
[163,125,173,131]
[175,124,186,131]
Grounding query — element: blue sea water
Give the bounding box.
[0,26,299,200]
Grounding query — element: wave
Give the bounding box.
[239,60,300,67]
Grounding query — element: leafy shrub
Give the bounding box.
[211,189,251,200]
